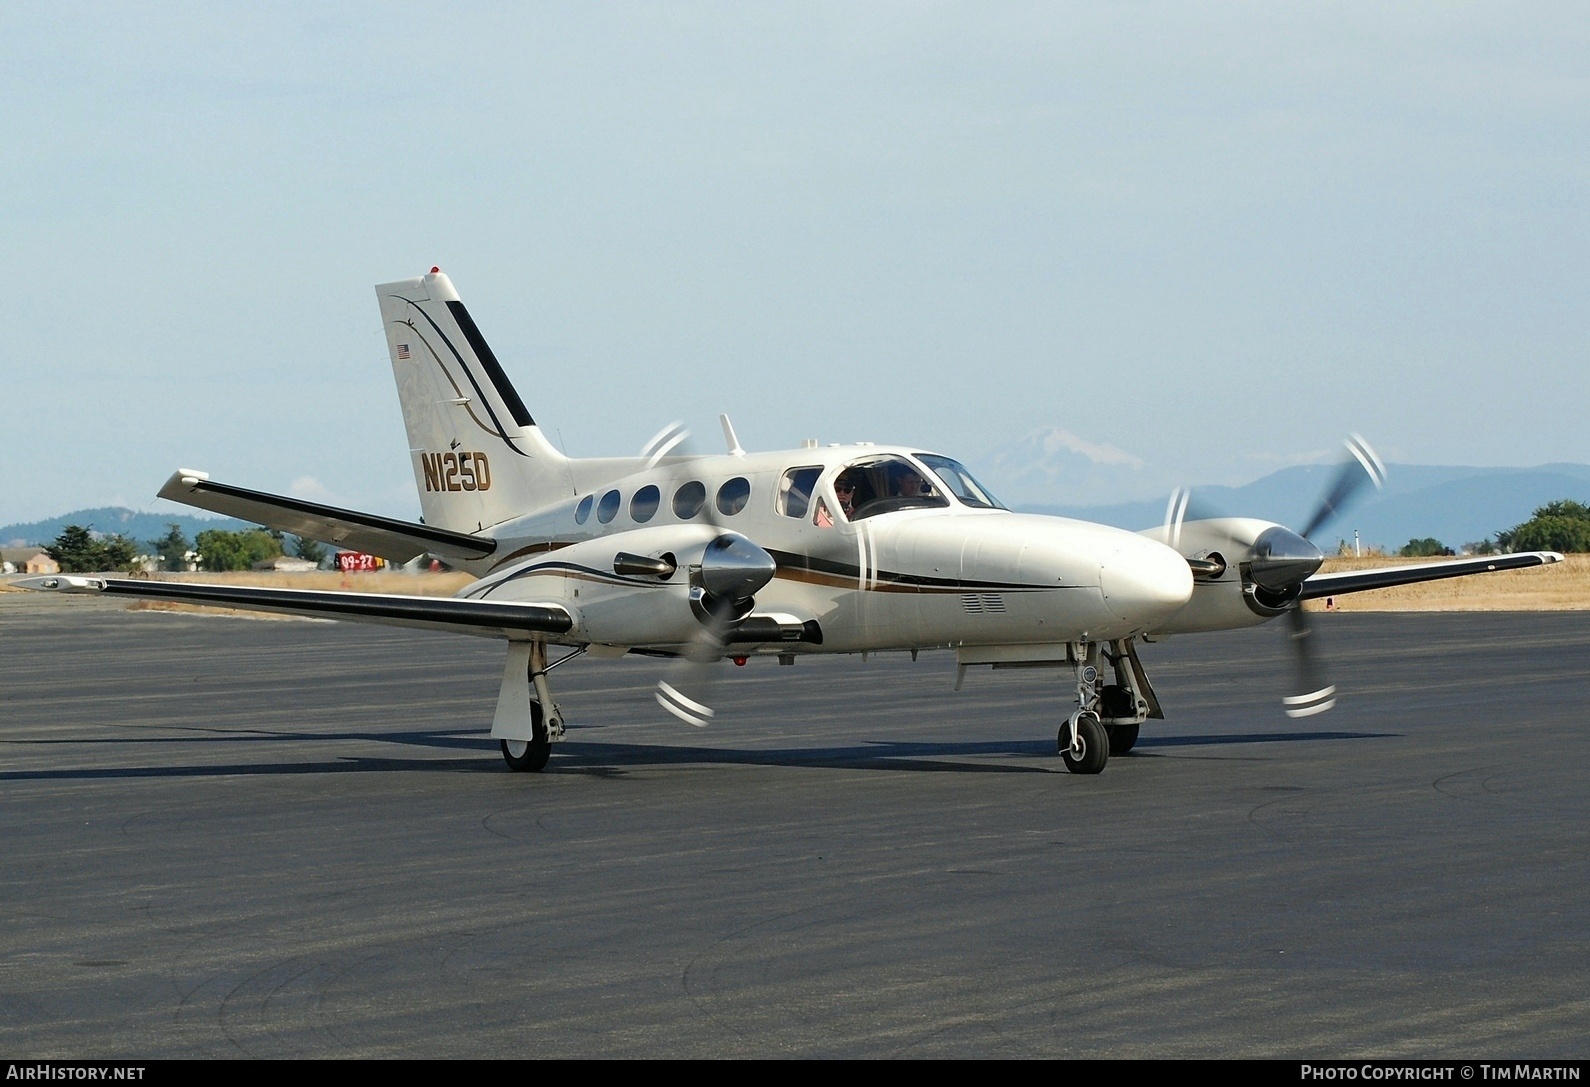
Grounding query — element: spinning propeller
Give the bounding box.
[1166,435,1386,718]
[642,421,778,726]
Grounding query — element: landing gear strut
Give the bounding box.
[1058,639,1163,773]
[492,641,571,773]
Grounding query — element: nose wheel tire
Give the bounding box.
[1106,722,1140,756]
[1059,713,1109,775]
[500,702,551,773]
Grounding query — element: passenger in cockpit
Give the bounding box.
[889,462,932,499]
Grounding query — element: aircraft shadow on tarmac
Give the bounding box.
[0,728,1396,782]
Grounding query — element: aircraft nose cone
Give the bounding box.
[1099,537,1194,625]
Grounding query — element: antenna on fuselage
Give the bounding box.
[719,414,745,457]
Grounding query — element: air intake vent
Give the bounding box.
[961,593,1006,614]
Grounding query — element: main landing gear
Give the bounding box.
[1058,639,1162,774]
[500,700,551,772]
[493,641,574,773]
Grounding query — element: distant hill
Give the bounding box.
[1015,463,1590,551]
[0,508,253,549]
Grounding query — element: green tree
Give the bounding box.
[47,525,142,572]
[148,523,191,572]
[288,534,327,564]
[1497,500,1590,554]
[100,535,140,571]
[1399,538,1453,558]
[47,525,103,572]
[195,528,283,571]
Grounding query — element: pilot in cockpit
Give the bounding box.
[834,475,858,518]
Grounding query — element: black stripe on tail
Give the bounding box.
[445,300,535,427]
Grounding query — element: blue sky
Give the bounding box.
[2,2,1586,521]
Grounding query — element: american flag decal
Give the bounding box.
[396,343,411,360]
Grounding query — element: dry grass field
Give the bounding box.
[4,558,1584,612]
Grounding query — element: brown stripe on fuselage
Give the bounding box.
[487,539,569,572]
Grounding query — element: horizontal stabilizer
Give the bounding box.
[17,575,571,640]
[1300,551,1564,599]
[158,470,496,563]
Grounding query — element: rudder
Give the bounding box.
[377,270,569,533]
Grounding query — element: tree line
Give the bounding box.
[1397,500,1590,558]
[45,523,327,573]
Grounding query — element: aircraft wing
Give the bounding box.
[1299,551,1564,599]
[17,575,572,640]
[157,469,496,563]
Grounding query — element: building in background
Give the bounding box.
[0,548,60,575]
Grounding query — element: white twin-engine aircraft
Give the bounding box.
[23,270,1564,774]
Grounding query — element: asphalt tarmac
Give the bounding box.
[1,592,1586,1058]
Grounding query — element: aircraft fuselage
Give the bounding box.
[456,444,1197,654]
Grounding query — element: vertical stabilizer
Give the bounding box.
[377,271,569,533]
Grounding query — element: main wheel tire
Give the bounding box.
[1060,714,1110,775]
[500,702,551,773]
[1107,721,1140,756]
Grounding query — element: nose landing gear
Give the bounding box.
[1059,710,1109,774]
[1059,639,1160,773]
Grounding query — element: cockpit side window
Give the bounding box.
[918,454,1005,510]
[833,456,950,521]
[778,466,823,519]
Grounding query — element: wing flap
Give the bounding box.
[18,576,571,640]
[1300,551,1564,599]
[157,470,496,563]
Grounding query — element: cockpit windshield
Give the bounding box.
[832,456,951,521]
[918,454,1005,510]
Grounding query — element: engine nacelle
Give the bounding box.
[473,524,783,648]
[1139,517,1325,632]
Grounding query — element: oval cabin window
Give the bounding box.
[672,481,707,519]
[630,484,660,523]
[716,477,751,516]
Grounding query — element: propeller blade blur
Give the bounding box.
[1299,434,1387,540]
[1281,606,1337,717]
[655,594,736,725]
[641,421,692,469]
[1162,486,1223,550]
